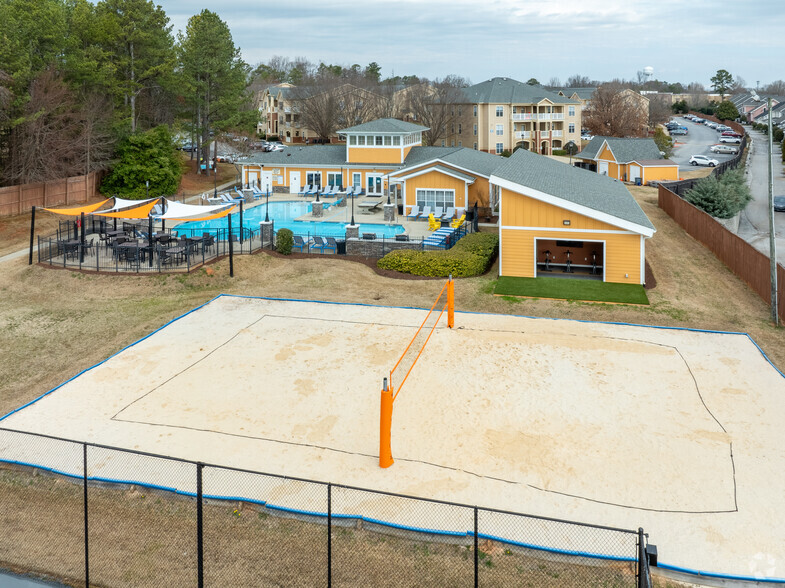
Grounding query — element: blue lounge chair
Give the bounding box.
[419,206,432,220]
[307,185,319,195]
[292,235,307,252]
[406,205,420,219]
[322,237,337,253]
[433,206,444,220]
[299,184,311,196]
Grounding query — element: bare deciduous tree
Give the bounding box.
[648,94,672,127]
[4,70,85,184]
[583,83,648,138]
[405,75,471,146]
[291,79,378,142]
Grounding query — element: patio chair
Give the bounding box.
[311,236,326,253]
[322,237,337,253]
[433,206,444,220]
[451,214,466,229]
[292,235,307,252]
[419,206,432,220]
[406,205,420,219]
[299,184,311,196]
[202,233,215,253]
[443,207,456,220]
[306,185,319,195]
[428,213,440,231]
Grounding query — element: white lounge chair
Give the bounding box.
[406,205,420,219]
[419,206,432,220]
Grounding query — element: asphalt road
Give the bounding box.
[668,116,740,170]
[737,129,785,264]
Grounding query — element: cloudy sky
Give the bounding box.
[158,0,784,88]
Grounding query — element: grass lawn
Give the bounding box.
[494,275,650,305]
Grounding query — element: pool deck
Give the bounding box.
[238,193,443,240]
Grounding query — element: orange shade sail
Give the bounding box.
[42,199,112,216]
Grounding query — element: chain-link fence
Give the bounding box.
[0,427,652,587]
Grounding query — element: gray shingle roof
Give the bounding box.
[463,78,578,105]
[556,87,596,101]
[338,118,429,134]
[491,148,655,232]
[242,145,347,166]
[578,137,662,163]
[392,147,506,177]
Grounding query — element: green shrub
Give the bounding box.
[377,232,499,277]
[276,228,294,255]
[685,168,751,219]
[552,149,567,156]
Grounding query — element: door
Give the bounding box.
[261,171,273,193]
[629,165,641,182]
[289,171,301,194]
[246,169,260,187]
[598,161,609,176]
[367,173,383,196]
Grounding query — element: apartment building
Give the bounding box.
[454,77,582,155]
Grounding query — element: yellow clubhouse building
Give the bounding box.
[240,118,655,285]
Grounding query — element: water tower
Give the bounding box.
[643,66,654,83]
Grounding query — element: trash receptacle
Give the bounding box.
[635,178,642,186]
[336,240,346,255]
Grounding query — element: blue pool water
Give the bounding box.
[175,200,404,239]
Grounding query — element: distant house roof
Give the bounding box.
[462,78,578,105]
[556,87,596,101]
[338,118,429,134]
[491,149,655,234]
[579,137,663,163]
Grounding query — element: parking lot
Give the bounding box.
[669,116,740,170]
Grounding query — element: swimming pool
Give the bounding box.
[176,200,405,239]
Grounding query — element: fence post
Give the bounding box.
[228,213,234,278]
[637,527,645,588]
[83,443,89,588]
[327,483,332,588]
[197,463,204,588]
[28,206,36,265]
[473,506,478,588]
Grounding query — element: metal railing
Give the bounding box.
[0,426,651,587]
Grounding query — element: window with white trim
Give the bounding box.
[357,135,365,146]
[458,123,462,135]
[416,188,455,210]
[496,106,503,117]
[568,105,575,116]
[349,136,357,145]
[327,171,342,188]
[384,135,392,146]
[496,124,503,135]
[473,105,477,117]
[496,143,504,154]
[473,124,477,136]
[307,171,322,187]
[375,135,383,146]
[568,123,575,133]
[458,141,462,147]
[352,172,361,188]
[441,140,445,147]
[473,142,477,150]
[392,136,400,146]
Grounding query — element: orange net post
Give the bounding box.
[447,274,454,329]
[380,278,456,468]
[379,378,394,468]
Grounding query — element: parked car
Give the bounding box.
[774,196,785,212]
[719,136,741,144]
[716,125,731,132]
[692,117,705,123]
[581,134,594,141]
[215,154,234,163]
[670,128,688,135]
[689,155,719,167]
[710,144,739,154]
[265,142,285,152]
[721,131,742,138]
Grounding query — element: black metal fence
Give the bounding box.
[0,427,652,587]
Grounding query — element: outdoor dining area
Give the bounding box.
[34,195,257,273]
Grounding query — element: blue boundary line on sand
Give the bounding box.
[2,293,784,583]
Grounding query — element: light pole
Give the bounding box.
[265,189,270,223]
[752,92,778,326]
[213,161,218,197]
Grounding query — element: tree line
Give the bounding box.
[0,0,253,195]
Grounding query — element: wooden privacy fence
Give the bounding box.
[658,184,785,322]
[0,171,102,217]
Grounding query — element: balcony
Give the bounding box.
[514,131,531,139]
[551,130,563,137]
[532,113,565,121]
[540,131,550,138]
[511,113,534,121]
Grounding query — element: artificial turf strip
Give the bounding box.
[494,276,650,305]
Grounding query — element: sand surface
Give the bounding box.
[1,296,784,578]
